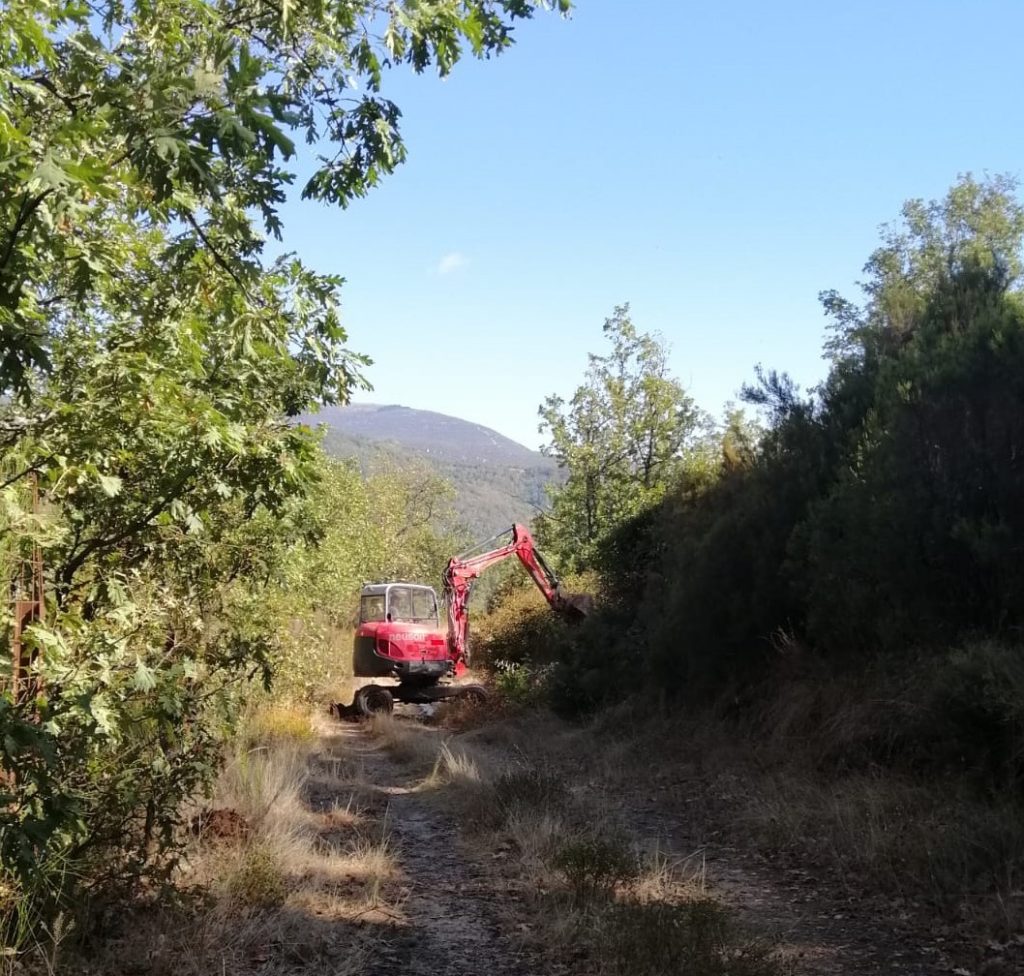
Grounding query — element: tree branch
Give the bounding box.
[58,472,196,590]
[1,191,53,277]
[182,211,259,305]
[0,456,53,493]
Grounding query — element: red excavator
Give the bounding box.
[335,524,589,717]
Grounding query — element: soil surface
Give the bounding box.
[608,765,1020,976]
[315,722,549,976]
[316,714,1006,976]
[617,793,950,976]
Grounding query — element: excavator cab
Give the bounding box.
[353,583,449,681]
[341,581,483,718]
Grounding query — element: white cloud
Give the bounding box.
[436,251,468,275]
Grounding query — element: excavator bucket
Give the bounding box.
[554,588,593,621]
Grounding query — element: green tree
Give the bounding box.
[269,453,466,701]
[290,454,464,624]
[1,0,570,397]
[0,0,569,937]
[821,173,1024,364]
[538,304,699,568]
[795,177,1024,653]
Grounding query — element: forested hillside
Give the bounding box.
[314,403,550,467]
[306,403,558,536]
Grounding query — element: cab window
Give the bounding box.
[359,594,385,622]
[388,589,410,621]
[387,587,437,623]
[410,589,438,622]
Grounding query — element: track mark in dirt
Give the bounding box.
[315,723,545,976]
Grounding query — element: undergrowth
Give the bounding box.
[599,900,784,976]
[18,704,395,976]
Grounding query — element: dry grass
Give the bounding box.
[594,899,786,976]
[238,704,317,749]
[630,842,708,904]
[367,712,446,768]
[578,698,1024,955]
[367,713,487,794]
[275,621,357,706]
[367,710,787,975]
[217,741,313,827]
[742,768,1024,933]
[70,705,403,976]
[338,664,1022,971]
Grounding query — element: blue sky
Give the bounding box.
[276,0,1024,450]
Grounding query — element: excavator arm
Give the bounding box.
[443,523,590,669]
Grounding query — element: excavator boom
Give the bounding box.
[443,523,590,668]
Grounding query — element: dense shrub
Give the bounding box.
[599,900,783,976]
[550,832,634,906]
[502,177,1024,773]
[917,642,1024,788]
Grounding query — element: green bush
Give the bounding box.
[491,659,553,707]
[550,832,634,907]
[917,641,1024,786]
[600,900,785,976]
[475,584,571,670]
[547,604,647,718]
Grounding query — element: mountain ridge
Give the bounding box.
[305,403,548,468]
[302,403,559,537]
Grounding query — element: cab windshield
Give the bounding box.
[359,594,386,623]
[387,586,438,623]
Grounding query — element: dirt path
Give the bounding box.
[313,723,548,976]
[310,715,986,976]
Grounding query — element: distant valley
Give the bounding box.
[302,403,560,538]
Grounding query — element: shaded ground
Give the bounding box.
[312,722,549,976]
[623,801,949,975]
[602,746,1020,976]
[492,713,1011,976]
[315,712,984,976]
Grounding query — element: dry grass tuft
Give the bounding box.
[503,811,566,870]
[368,714,487,797]
[629,842,707,904]
[367,713,445,768]
[424,741,483,789]
[221,842,289,909]
[214,743,314,838]
[239,704,317,749]
[597,899,787,976]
